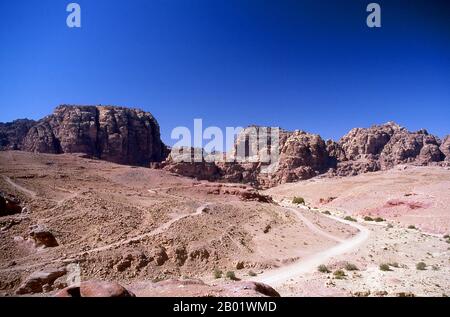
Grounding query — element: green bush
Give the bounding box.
[444,234,450,239]
[389,262,399,268]
[333,270,346,279]
[317,264,330,273]
[374,217,385,222]
[408,225,416,230]
[345,263,359,271]
[379,263,391,271]
[213,268,223,279]
[387,223,394,229]
[226,271,238,281]
[416,262,426,270]
[364,216,374,221]
[248,270,257,277]
[292,197,305,205]
[322,210,331,215]
[344,216,357,222]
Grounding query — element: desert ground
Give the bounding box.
[0,151,449,296]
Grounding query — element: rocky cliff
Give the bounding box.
[0,105,167,166]
[162,122,449,188]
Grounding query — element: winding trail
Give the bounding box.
[254,203,370,287]
[2,176,37,198]
[0,203,209,273]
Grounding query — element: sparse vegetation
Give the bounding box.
[344,216,357,222]
[364,216,374,221]
[374,217,385,222]
[213,268,223,279]
[408,225,417,230]
[292,196,305,205]
[344,263,359,271]
[226,271,238,281]
[379,263,391,271]
[333,270,346,279]
[432,265,440,271]
[389,262,399,268]
[416,262,427,270]
[322,210,331,215]
[317,264,330,273]
[248,270,257,277]
[387,223,394,229]
[444,234,450,239]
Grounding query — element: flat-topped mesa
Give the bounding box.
[1,105,168,166]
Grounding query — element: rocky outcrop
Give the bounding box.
[439,135,450,161]
[55,280,136,297]
[16,268,67,295]
[161,122,447,187]
[2,105,167,166]
[29,225,59,248]
[0,119,36,150]
[0,193,22,216]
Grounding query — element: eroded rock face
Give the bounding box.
[162,128,331,188]
[440,135,450,161]
[0,119,36,150]
[161,122,447,187]
[3,105,167,166]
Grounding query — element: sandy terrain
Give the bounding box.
[1,151,449,297]
[0,151,352,296]
[263,167,450,296]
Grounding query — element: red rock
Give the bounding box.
[55,280,135,297]
[16,268,66,295]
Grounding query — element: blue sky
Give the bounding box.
[0,0,449,146]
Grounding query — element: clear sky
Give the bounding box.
[0,0,449,146]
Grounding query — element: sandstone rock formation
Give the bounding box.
[161,122,447,187]
[0,119,36,150]
[1,105,167,166]
[29,225,59,248]
[440,135,450,161]
[1,106,447,187]
[16,268,67,295]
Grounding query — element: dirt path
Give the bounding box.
[2,176,37,198]
[253,203,370,287]
[288,207,344,243]
[82,203,209,255]
[0,203,210,273]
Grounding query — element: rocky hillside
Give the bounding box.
[162,122,449,188]
[0,105,167,166]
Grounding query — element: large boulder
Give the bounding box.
[16,268,67,295]
[55,280,135,297]
[29,225,59,248]
[0,193,22,216]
